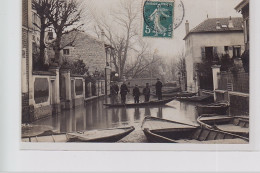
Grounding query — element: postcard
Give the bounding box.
[21,0,252,150]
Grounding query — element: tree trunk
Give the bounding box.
[39,18,46,69]
[54,35,62,65]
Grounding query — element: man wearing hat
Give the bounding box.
[143,83,151,102]
[110,81,119,104]
[120,81,129,104]
[155,78,163,100]
[133,84,141,103]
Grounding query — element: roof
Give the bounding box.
[60,31,113,49]
[235,0,249,12]
[184,17,243,40]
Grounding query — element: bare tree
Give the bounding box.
[92,0,140,78]
[124,46,162,78]
[32,0,56,69]
[46,0,84,65]
[167,59,178,81]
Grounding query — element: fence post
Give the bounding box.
[212,65,221,101]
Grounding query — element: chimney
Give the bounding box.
[216,20,221,30]
[101,29,105,42]
[228,16,234,28]
[185,20,189,35]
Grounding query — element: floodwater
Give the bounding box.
[29,95,206,142]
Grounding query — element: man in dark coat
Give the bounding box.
[133,84,140,103]
[110,82,119,104]
[143,83,150,102]
[120,82,129,104]
[155,78,163,100]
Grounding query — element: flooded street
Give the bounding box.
[30,95,206,142]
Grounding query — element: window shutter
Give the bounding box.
[201,47,205,59]
[229,46,233,57]
[213,47,218,55]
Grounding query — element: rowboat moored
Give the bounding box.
[176,95,213,102]
[197,114,249,138]
[103,98,175,108]
[22,126,135,143]
[141,116,248,143]
[196,101,229,116]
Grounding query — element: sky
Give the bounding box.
[81,0,242,61]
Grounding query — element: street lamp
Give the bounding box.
[178,72,181,87]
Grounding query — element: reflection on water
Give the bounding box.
[32,97,201,133]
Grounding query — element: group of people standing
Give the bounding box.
[110,78,163,104]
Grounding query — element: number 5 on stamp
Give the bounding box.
[143,1,174,38]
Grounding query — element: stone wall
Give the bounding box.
[22,29,29,94]
[22,0,28,27]
[22,93,30,123]
[22,0,30,93]
[229,94,249,115]
[60,32,106,73]
[126,78,157,88]
[21,0,31,123]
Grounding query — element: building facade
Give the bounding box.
[210,1,250,115]
[210,0,250,115]
[22,0,33,122]
[235,0,249,51]
[59,31,113,75]
[58,31,114,96]
[184,17,245,92]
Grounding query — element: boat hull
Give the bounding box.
[22,126,135,143]
[197,115,249,138]
[142,117,248,143]
[196,105,229,116]
[152,92,197,98]
[103,98,174,108]
[68,126,135,142]
[176,95,213,102]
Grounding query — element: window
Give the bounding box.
[205,47,214,61]
[224,46,229,54]
[63,49,70,55]
[233,46,241,58]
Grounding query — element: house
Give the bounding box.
[183,17,245,92]
[55,31,115,96]
[210,0,250,115]
[22,0,33,122]
[209,0,250,115]
[235,0,249,51]
[58,31,114,75]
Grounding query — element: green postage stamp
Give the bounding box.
[143,1,174,38]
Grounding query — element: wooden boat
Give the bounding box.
[176,95,213,102]
[162,92,197,98]
[21,126,135,143]
[141,116,248,143]
[103,98,175,108]
[22,124,54,138]
[151,87,181,95]
[162,87,181,93]
[196,101,229,116]
[197,114,249,138]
